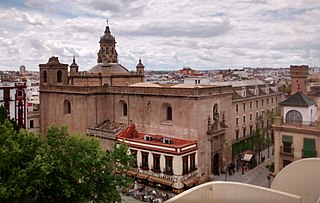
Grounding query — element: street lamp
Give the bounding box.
[267,173,272,188]
[224,141,229,181]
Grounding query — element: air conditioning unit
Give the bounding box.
[144,135,153,141]
[163,138,172,144]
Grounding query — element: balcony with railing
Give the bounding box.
[302,149,317,158]
[280,146,294,156]
[273,116,320,132]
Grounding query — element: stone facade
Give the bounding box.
[39,24,280,192]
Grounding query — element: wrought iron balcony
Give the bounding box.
[280,146,294,156]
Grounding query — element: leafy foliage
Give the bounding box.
[0,123,134,203]
[0,105,20,132]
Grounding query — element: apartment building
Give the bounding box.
[229,80,281,158]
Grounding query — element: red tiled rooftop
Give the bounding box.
[117,124,196,148]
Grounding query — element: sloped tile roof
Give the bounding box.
[279,92,315,107]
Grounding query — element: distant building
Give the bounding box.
[0,82,27,128]
[19,65,26,75]
[179,67,195,76]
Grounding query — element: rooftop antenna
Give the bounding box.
[106,19,109,26]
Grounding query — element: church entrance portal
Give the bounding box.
[212,153,220,175]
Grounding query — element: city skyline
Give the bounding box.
[0,0,320,71]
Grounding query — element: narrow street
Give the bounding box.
[214,146,275,188]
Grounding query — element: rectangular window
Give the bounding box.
[153,154,160,172]
[130,150,138,167]
[4,89,10,100]
[250,102,252,109]
[182,156,188,174]
[261,99,264,106]
[267,98,269,105]
[303,138,316,158]
[243,115,246,123]
[243,103,246,111]
[256,100,258,108]
[282,135,293,153]
[30,120,34,128]
[256,112,259,119]
[190,153,196,171]
[236,104,238,112]
[243,128,246,138]
[165,156,173,175]
[250,114,252,121]
[236,117,239,125]
[236,130,239,140]
[141,152,149,170]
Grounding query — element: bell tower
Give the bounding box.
[70,56,79,77]
[97,21,118,63]
[39,56,69,87]
[290,65,308,95]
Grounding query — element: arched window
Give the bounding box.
[123,103,128,116]
[119,100,128,117]
[213,103,219,121]
[64,100,71,114]
[285,110,302,123]
[57,70,62,83]
[111,47,114,54]
[43,70,47,83]
[167,107,172,120]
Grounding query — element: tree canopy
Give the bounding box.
[0,121,134,203]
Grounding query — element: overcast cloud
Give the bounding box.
[0,0,320,71]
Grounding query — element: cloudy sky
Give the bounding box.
[0,0,320,71]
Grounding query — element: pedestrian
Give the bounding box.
[236,162,239,172]
[242,164,244,174]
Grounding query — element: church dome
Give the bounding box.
[88,63,130,75]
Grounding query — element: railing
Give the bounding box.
[302,149,317,158]
[86,128,116,140]
[280,146,294,156]
[41,84,234,97]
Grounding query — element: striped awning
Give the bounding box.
[136,173,149,180]
[183,178,196,187]
[127,170,138,176]
[147,176,173,186]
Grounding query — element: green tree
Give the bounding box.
[252,129,266,164]
[0,105,20,132]
[0,123,134,203]
[0,105,7,124]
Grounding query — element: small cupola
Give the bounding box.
[70,56,79,76]
[136,58,145,75]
